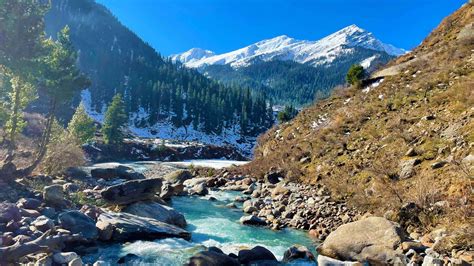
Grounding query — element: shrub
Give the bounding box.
[277,105,298,123]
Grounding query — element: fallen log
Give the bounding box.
[0,230,85,263]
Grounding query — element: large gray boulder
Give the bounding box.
[101,178,162,205]
[123,201,187,228]
[317,217,405,265]
[186,250,239,266]
[58,210,98,240]
[43,185,68,208]
[163,170,192,184]
[89,163,145,180]
[96,212,191,242]
[0,202,21,223]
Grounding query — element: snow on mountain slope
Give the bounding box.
[173,25,407,69]
[80,89,256,156]
[170,48,215,64]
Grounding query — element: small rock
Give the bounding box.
[401,241,427,252]
[431,161,448,169]
[58,211,98,240]
[68,257,83,266]
[238,246,277,264]
[17,198,42,210]
[0,202,21,223]
[117,253,139,264]
[243,206,257,214]
[422,255,443,266]
[32,216,55,233]
[283,245,316,262]
[43,185,68,208]
[53,252,79,264]
[240,215,267,226]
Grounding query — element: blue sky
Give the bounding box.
[96,0,466,56]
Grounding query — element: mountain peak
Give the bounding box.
[170,48,215,64]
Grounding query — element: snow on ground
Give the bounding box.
[80,89,256,156]
[362,78,384,94]
[360,55,378,69]
[164,160,249,169]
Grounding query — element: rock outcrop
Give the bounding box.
[100,178,162,205]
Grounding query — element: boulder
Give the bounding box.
[186,250,239,266]
[317,255,362,266]
[95,212,191,242]
[43,185,68,208]
[80,205,104,221]
[317,217,405,264]
[68,257,84,266]
[90,163,145,180]
[160,183,174,200]
[31,215,55,233]
[282,245,316,262]
[238,246,277,264]
[0,202,21,223]
[16,198,42,210]
[58,211,98,240]
[190,183,208,196]
[101,178,162,205]
[123,201,187,228]
[264,171,282,184]
[240,215,267,226]
[399,159,420,179]
[163,170,192,184]
[53,252,79,264]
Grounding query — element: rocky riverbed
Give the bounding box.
[0,160,472,265]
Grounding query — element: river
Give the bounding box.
[82,160,317,265]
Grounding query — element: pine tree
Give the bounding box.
[346,64,366,86]
[102,94,128,145]
[68,103,95,144]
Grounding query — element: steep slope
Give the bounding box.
[242,2,473,243]
[44,0,273,153]
[173,25,404,105]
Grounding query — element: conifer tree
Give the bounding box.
[68,103,95,144]
[102,94,128,145]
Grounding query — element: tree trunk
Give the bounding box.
[0,230,85,263]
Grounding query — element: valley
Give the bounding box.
[0,0,472,266]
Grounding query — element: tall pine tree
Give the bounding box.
[102,94,128,145]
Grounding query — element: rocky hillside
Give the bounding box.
[241,1,473,247]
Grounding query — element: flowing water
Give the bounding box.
[83,161,317,265]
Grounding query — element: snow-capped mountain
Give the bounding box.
[172,25,406,69]
[170,48,215,64]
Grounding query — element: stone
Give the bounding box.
[240,215,267,226]
[80,205,103,221]
[101,178,162,205]
[186,250,239,266]
[19,208,40,218]
[317,255,362,266]
[16,198,42,210]
[282,245,316,262]
[0,202,21,223]
[431,161,448,169]
[53,252,79,264]
[40,207,57,219]
[163,170,192,184]
[317,217,405,264]
[93,261,107,266]
[238,246,277,264]
[264,171,282,184]
[399,159,421,179]
[160,183,174,200]
[63,183,80,193]
[190,183,208,196]
[31,216,55,233]
[43,185,68,208]
[68,257,83,266]
[271,184,290,197]
[422,255,443,266]
[96,211,191,242]
[58,211,98,240]
[405,148,417,157]
[123,201,186,228]
[243,206,257,214]
[90,163,145,180]
[401,241,427,252]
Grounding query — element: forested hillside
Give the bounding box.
[44,0,273,139]
[203,47,393,105]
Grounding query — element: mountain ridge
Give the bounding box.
[172,24,407,69]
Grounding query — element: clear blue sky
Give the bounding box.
[96,0,466,56]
